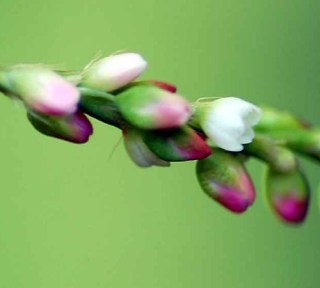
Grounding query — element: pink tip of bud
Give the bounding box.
[150,93,191,129]
[273,194,308,223]
[215,186,252,213]
[31,76,80,115]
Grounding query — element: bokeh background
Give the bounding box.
[0,0,319,287]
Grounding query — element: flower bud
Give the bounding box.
[244,134,297,173]
[0,66,79,115]
[79,87,124,128]
[143,126,211,162]
[266,168,309,224]
[123,129,170,167]
[81,52,147,92]
[256,106,310,132]
[195,97,261,152]
[116,85,191,130]
[27,111,93,143]
[196,150,255,213]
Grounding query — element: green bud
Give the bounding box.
[115,85,191,130]
[143,126,212,162]
[79,87,124,128]
[27,111,93,144]
[266,167,310,224]
[196,150,255,213]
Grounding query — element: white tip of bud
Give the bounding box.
[82,52,148,92]
[200,97,262,152]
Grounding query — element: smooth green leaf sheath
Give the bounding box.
[196,149,255,213]
[115,85,191,130]
[266,167,310,224]
[244,134,297,173]
[143,126,211,162]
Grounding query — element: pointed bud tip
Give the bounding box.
[272,194,308,224]
[82,52,147,92]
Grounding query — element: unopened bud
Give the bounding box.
[27,111,93,143]
[196,150,255,213]
[123,129,170,167]
[79,87,124,128]
[81,52,147,92]
[116,85,191,130]
[143,126,211,162]
[0,66,79,115]
[266,168,309,224]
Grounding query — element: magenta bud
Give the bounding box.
[0,66,80,115]
[143,126,212,162]
[115,85,191,130]
[266,168,309,224]
[196,150,255,213]
[123,129,170,167]
[27,111,93,144]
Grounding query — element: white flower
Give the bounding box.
[82,52,147,92]
[200,97,262,152]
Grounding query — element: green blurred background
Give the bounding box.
[0,0,319,287]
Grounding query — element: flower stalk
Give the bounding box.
[1,51,320,225]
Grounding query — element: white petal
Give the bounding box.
[239,128,254,144]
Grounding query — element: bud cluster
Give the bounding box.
[0,52,317,225]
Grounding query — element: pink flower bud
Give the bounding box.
[81,53,147,92]
[196,150,255,213]
[0,66,80,115]
[27,111,93,144]
[143,126,211,162]
[266,168,309,224]
[116,85,191,130]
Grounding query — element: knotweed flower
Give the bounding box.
[266,167,310,224]
[123,128,170,167]
[27,111,93,144]
[116,84,191,130]
[143,126,212,162]
[196,149,255,213]
[0,66,80,115]
[81,52,147,92]
[196,97,261,152]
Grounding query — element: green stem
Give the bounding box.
[244,134,297,173]
[78,87,115,102]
